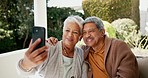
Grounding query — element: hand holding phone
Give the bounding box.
[32,26,45,50]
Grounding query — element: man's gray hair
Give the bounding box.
[83,16,104,31]
[63,15,84,34]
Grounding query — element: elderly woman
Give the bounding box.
[17,15,87,78]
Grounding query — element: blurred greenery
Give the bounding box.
[0,0,84,53]
[103,21,116,38]
[47,7,84,40]
[0,0,34,53]
[82,0,140,29]
[0,0,146,53]
[111,18,148,49]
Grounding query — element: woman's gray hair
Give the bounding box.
[63,15,84,34]
[83,16,104,31]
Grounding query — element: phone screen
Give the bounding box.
[32,26,45,50]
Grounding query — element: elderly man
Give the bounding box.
[82,16,139,78]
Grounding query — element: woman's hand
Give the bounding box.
[20,38,48,71]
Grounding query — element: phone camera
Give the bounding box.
[35,29,38,32]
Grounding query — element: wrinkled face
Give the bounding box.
[82,22,104,47]
[62,22,81,47]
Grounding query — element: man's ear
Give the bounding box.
[101,29,105,35]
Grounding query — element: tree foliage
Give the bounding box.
[47,7,84,40]
[0,0,34,53]
[0,0,83,53]
[82,0,139,28]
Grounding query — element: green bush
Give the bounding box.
[111,18,137,40]
[82,0,139,27]
[111,18,148,49]
[103,21,116,38]
[0,37,17,53]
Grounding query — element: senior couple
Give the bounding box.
[17,15,139,78]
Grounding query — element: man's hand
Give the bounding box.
[46,37,58,46]
[20,38,48,71]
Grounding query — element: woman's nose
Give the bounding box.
[68,32,72,37]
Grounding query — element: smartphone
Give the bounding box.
[32,26,45,50]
